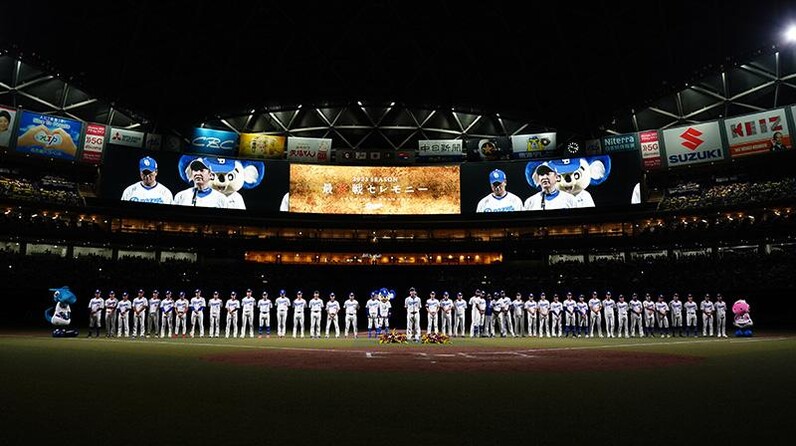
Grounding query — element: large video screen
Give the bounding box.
[288,165,460,214]
[100,146,288,211]
[15,111,83,160]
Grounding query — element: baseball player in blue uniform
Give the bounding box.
[476,169,524,212]
[257,291,272,338]
[88,290,104,338]
[121,156,174,204]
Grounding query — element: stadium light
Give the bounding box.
[786,24,796,42]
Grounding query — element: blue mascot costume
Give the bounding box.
[45,286,79,337]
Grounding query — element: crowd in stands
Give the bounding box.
[659,176,796,211]
[0,172,84,207]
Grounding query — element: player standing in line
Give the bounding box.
[715,294,727,338]
[616,295,629,338]
[537,293,550,337]
[477,292,487,336]
[308,291,324,339]
[512,293,525,337]
[208,291,223,338]
[669,293,684,337]
[425,291,441,335]
[160,291,174,338]
[643,293,656,338]
[525,293,538,337]
[292,291,307,338]
[629,293,644,337]
[602,291,616,338]
[588,292,603,338]
[500,292,514,337]
[576,294,589,337]
[366,292,381,338]
[482,294,494,337]
[87,290,104,338]
[684,294,699,337]
[325,292,340,338]
[121,156,173,204]
[378,293,392,335]
[132,289,148,338]
[257,291,272,338]
[240,289,256,338]
[225,291,240,338]
[563,292,576,337]
[117,292,132,338]
[491,292,506,337]
[701,294,715,337]
[104,290,118,337]
[440,292,454,336]
[550,294,563,337]
[655,294,670,338]
[476,169,524,212]
[468,290,483,338]
[453,292,468,337]
[275,290,291,338]
[344,292,360,338]
[146,290,161,338]
[190,289,206,338]
[174,291,189,338]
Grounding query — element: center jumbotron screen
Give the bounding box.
[288,165,461,214]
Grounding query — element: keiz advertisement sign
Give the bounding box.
[639,130,662,170]
[81,123,107,164]
[724,108,791,157]
[286,137,331,163]
[662,122,725,167]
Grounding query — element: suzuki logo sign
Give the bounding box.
[680,128,704,151]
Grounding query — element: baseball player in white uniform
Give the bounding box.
[701,294,714,337]
[117,292,132,338]
[366,292,381,338]
[655,295,670,337]
[104,291,118,337]
[425,291,440,335]
[132,290,148,338]
[500,292,514,337]
[146,290,161,338]
[240,289,256,338]
[616,295,629,338]
[121,156,174,204]
[643,293,655,337]
[563,292,576,337]
[292,291,306,338]
[684,294,699,337]
[308,291,324,338]
[439,292,453,336]
[629,293,644,337]
[190,289,206,338]
[257,291,272,338]
[482,295,495,337]
[669,293,683,337]
[588,292,603,338]
[225,292,240,338]
[537,293,550,337]
[476,169,524,212]
[174,292,189,337]
[453,292,467,337]
[715,294,727,338]
[160,291,175,338]
[576,295,589,337]
[405,288,422,341]
[325,293,341,338]
[378,295,392,335]
[602,292,616,338]
[512,293,525,337]
[550,294,563,337]
[344,292,360,338]
[275,290,291,338]
[87,290,104,338]
[209,291,223,338]
[468,290,483,338]
[525,294,538,337]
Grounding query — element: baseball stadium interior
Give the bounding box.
[2,2,796,445]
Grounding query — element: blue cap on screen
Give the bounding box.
[489,169,506,185]
[139,156,157,173]
[548,159,579,174]
[535,162,558,175]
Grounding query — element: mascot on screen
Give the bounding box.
[732,299,753,337]
[45,286,79,337]
[524,156,611,207]
[374,288,395,337]
[177,156,265,210]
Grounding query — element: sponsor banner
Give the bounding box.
[639,130,662,170]
[510,132,557,159]
[240,133,287,159]
[583,139,602,155]
[145,133,162,151]
[466,137,512,161]
[289,165,461,214]
[661,122,724,167]
[418,139,465,159]
[724,108,791,157]
[601,132,638,153]
[80,123,107,164]
[15,111,82,160]
[0,106,17,148]
[285,136,330,163]
[109,127,145,148]
[189,127,239,156]
[335,149,413,164]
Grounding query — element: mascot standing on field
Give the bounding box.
[732,299,753,337]
[46,286,79,337]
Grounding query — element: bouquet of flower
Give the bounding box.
[421,332,451,344]
[378,329,408,344]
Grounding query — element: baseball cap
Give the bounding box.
[189,158,210,171]
[606,291,611,296]
[349,292,355,297]
[443,291,449,297]
[329,292,335,297]
[457,292,463,296]
[489,169,506,185]
[152,290,159,294]
[231,291,237,297]
[246,288,252,293]
[138,289,144,294]
[548,159,579,174]
[109,290,115,295]
[535,162,558,175]
[94,289,101,294]
[179,291,185,297]
[194,289,201,293]
[122,292,129,297]
[165,290,172,296]
[262,291,268,296]
[279,289,286,295]
[139,156,157,173]
[297,291,303,295]
[409,287,416,292]
[213,291,219,295]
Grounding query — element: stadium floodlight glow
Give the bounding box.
[785,24,796,42]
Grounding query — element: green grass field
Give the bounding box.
[2,331,795,446]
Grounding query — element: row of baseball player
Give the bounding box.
[87,288,730,340]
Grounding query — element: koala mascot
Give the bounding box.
[45,286,79,337]
[177,156,265,210]
[525,156,612,208]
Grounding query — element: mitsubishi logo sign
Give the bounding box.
[680,128,704,151]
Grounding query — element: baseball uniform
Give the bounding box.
[563,296,576,337]
[209,294,223,338]
[325,295,341,338]
[257,293,272,337]
[468,293,483,337]
[225,295,239,338]
[117,296,132,338]
[669,296,683,337]
[701,297,714,337]
[715,297,727,338]
[525,297,538,337]
[643,296,655,337]
[453,294,468,337]
[576,298,589,337]
[309,295,324,338]
[616,298,629,338]
[275,293,291,337]
[537,296,550,337]
[405,292,422,341]
[88,292,104,337]
[174,294,189,337]
[602,295,616,338]
[366,296,380,337]
[344,295,359,338]
[146,292,161,338]
[292,294,306,338]
[240,292,256,338]
[121,181,173,204]
[426,295,440,335]
[512,296,525,337]
[439,295,453,336]
[550,298,563,337]
[104,294,118,337]
[588,296,603,338]
[378,298,392,333]
[655,298,670,337]
[684,297,699,337]
[160,295,175,338]
[629,297,644,337]
[190,293,207,338]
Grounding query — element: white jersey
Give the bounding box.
[366,299,380,316]
[209,298,223,315]
[550,301,563,315]
[326,300,341,315]
[117,300,132,314]
[715,301,727,316]
[89,297,105,313]
[537,299,550,315]
[701,301,715,314]
[276,296,291,311]
[225,191,246,210]
[684,301,698,315]
[378,300,391,317]
[576,301,589,315]
[405,296,421,313]
[500,297,512,312]
[241,296,256,313]
[191,297,206,312]
[309,298,324,313]
[563,299,576,314]
[148,298,161,313]
[454,299,468,315]
[588,298,602,313]
[257,298,272,313]
[476,192,523,213]
[525,300,537,314]
[602,298,615,313]
[133,297,148,312]
[629,300,643,315]
[225,299,240,313]
[161,299,174,313]
[643,300,655,314]
[523,189,577,211]
[468,296,481,313]
[175,298,189,313]
[344,299,359,315]
[292,298,306,313]
[173,187,229,208]
[616,301,629,316]
[512,299,525,316]
[573,190,595,208]
[121,182,174,204]
[670,300,683,314]
[426,298,440,314]
[104,297,118,313]
[440,299,453,314]
[655,302,669,314]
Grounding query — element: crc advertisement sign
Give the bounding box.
[510,132,557,159]
[239,133,286,159]
[418,139,465,159]
[639,130,662,170]
[724,108,791,157]
[286,136,330,163]
[109,128,145,148]
[15,111,83,160]
[662,122,725,167]
[189,127,239,156]
[81,123,107,164]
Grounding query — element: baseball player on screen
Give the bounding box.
[523,162,578,211]
[173,157,228,208]
[550,294,563,337]
[132,289,148,338]
[576,294,589,337]
[440,292,454,336]
[616,295,629,338]
[537,293,550,337]
[629,293,644,337]
[117,292,132,338]
[684,294,698,337]
[292,291,306,338]
[257,291,272,338]
[366,292,380,338]
[701,294,715,337]
[104,290,118,337]
[240,289,256,338]
[160,291,174,338]
[655,294,670,337]
[454,292,468,337]
[225,291,240,338]
[121,156,174,204]
[325,292,341,338]
[525,293,538,337]
[715,293,727,338]
[425,291,441,335]
[190,289,206,338]
[588,292,603,338]
[476,169,524,212]
[309,291,324,339]
[344,292,360,338]
[468,290,483,338]
[405,288,422,341]
[563,292,576,337]
[146,290,161,338]
[512,293,525,337]
[275,290,291,338]
[174,291,189,338]
[602,291,616,338]
[669,293,683,337]
[209,291,223,338]
[87,290,104,338]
